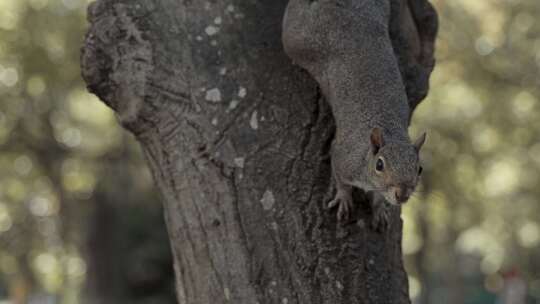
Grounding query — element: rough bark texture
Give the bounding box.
[81,0,437,303]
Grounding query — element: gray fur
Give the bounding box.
[282,0,425,225]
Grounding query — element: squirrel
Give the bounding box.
[282,0,426,229]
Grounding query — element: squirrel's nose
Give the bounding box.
[394,187,410,204]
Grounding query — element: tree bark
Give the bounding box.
[81,0,437,303]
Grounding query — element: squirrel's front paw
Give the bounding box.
[371,203,391,232]
[327,192,353,222]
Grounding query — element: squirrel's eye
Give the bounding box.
[375,158,384,172]
[418,166,423,175]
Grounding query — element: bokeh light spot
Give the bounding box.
[475,36,495,56]
[483,160,519,197]
[0,204,13,233]
[29,196,51,217]
[14,155,33,176]
[66,256,86,278]
[518,221,540,248]
[409,276,422,300]
[60,128,82,148]
[27,75,47,97]
[512,91,536,120]
[0,1,20,30]
[0,67,19,87]
[480,252,504,274]
[472,125,499,153]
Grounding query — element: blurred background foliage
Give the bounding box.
[407,0,540,303]
[0,0,539,303]
[0,0,175,303]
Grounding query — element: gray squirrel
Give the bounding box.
[282,0,426,228]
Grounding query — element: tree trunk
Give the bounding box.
[81,0,437,303]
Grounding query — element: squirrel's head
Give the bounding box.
[366,128,426,205]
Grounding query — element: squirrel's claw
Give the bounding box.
[327,192,353,222]
[337,199,352,222]
[327,197,339,209]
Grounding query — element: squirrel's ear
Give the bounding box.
[370,128,384,154]
[414,132,427,152]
